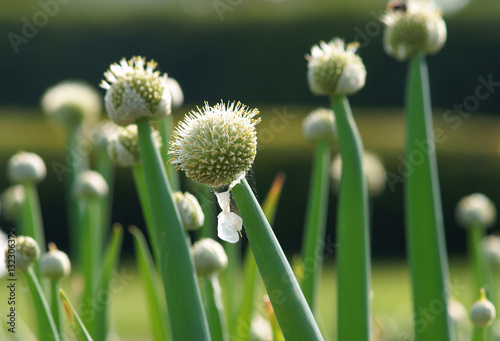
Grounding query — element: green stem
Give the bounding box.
[202,275,229,341]
[136,118,210,341]
[468,227,489,296]
[60,289,93,341]
[472,327,486,341]
[132,164,159,263]
[159,115,180,191]
[231,178,323,340]
[330,94,371,341]
[301,140,331,311]
[94,144,115,245]
[222,242,240,326]
[405,54,452,341]
[50,279,63,340]
[23,267,60,341]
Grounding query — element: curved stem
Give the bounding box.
[330,94,371,341]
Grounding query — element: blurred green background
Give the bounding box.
[1,1,500,255]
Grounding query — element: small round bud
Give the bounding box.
[6,236,40,271]
[470,289,496,328]
[107,124,162,167]
[302,108,337,143]
[73,170,109,199]
[306,38,366,96]
[100,56,172,127]
[39,243,71,280]
[448,299,468,323]
[381,0,447,61]
[1,185,25,223]
[484,235,500,265]
[7,151,47,184]
[41,80,102,126]
[192,238,228,277]
[173,191,205,231]
[331,152,387,197]
[455,193,496,229]
[169,101,260,188]
[166,77,184,108]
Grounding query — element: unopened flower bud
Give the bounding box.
[381,0,447,61]
[107,124,162,167]
[41,80,102,126]
[192,238,228,277]
[470,289,496,328]
[7,151,46,184]
[1,185,25,223]
[455,193,496,229]
[484,235,500,265]
[6,236,40,271]
[73,170,108,199]
[100,56,171,126]
[39,243,71,280]
[173,191,205,231]
[306,38,366,96]
[169,101,260,188]
[302,108,337,143]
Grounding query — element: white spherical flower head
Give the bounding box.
[6,236,40,271]
[39,243,71,280]
[169,101,260,188]
[42,80,102,126]
[73,170,109,199]
[166,77,184,108]
[470,289,496,328]
[107,124,162,167]
[382,0,447,61]
[331,152,387,197]
[100,56,172,127]
[192,238,228,277]
[302,108,337,143]
[7,151,47,184]
[306,38,366,96]
[173,191,205,231]
[483,235,500,265]
[1,185,25,223]
[455,193,496,229]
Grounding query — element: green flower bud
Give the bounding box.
[455,193,496,229]
[73,170,109,199]
[166,77,184,108]
[5,236,40,271]
[41,80,102,127]
[381,0,447,61]
[331,152,387,197]
[169,101,260,188]
[100,56,172,127]
[302,108,337,143]
[1,185,25,223]
[173,191,205,231]
[39,243,71,280]
[192,238,228,277]
[107,124,162,167]
[7,151,46,184]
[470,289,496,328]
[306,38,366,96]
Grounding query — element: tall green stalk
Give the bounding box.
[21,181,46,272]
[159,115,180,191]
[50,279,63,340]
[405,54,452,341]
[468,227,491,298]
[330,95,371,341]
[94,142,115,244]
[231,178,323,340]
[136,118,210,341]
[301,140,331,311]
[60,289,93,341]
[202,275,229,341]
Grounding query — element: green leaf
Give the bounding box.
[129,225,170,341]
[60,289,93,341]
[330,95,371,341]
[231,178,323,340]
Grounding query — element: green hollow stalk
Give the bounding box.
[159,115,180,191]
[472,327,486,341]
[136,118,210,341]
[468,226,494,305]
[50,279,63,340]
[301,140,331,311]
[202,274,229,341]
[231,178,323,340]
[330,94,371,341]
[60,289,93,341]
[24,267,60,341]
[405,54,452,341]
[94,143,115,245]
